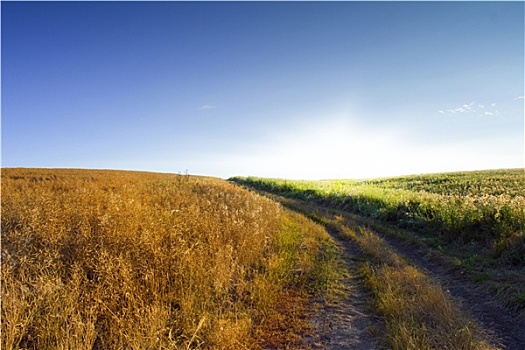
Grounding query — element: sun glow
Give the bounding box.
[216,116,523,180]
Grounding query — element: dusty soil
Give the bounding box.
[304,230,383,350]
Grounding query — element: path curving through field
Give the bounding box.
[269,194,525,350]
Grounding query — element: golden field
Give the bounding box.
[1,168,339,349]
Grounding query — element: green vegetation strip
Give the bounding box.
[231,169,525,267]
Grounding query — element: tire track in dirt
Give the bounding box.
[371,231,525,350]
[284,196,524,349]
[305,229,383,350]
[244,190,524,349]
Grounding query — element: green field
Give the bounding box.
[231,169,525,267]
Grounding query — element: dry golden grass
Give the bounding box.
[1,168,339,349]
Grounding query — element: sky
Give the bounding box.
[2,1,524,180]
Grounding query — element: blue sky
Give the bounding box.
[2,1,524,179]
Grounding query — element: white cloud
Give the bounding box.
[514,96,525,100]
[463,101,475,110]
[441,101,476,114]
[440,100,503,117]
[198,104,216,110]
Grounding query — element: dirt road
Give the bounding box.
[276,196,525,350]
[305,229,383,349]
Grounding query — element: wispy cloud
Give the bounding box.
[438,100,502,117]
[514,96,525,100]
[439,101,475,114]
[198,104,216,110]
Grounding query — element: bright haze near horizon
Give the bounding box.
[2,2,524,180]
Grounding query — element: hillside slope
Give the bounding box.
[1,168,340,349]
